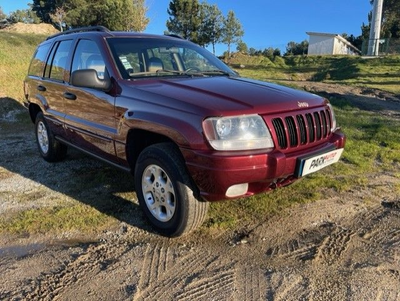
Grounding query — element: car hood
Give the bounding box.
[124,76,326,116]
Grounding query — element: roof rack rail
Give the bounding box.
[165,33,184,40]
[46,26,111,40]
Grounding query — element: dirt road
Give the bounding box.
[1,84,400,300]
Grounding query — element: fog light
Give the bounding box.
[226,183,248,198]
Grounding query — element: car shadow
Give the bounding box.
[0,97,155,236]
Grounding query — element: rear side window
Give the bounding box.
[49,40,73,81]
[28,43,51,77]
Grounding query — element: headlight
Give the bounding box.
[327,103,337,132]
[203,115,274,151]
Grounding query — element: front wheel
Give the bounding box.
[134,143,209,237]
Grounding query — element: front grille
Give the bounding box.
[271,108,333,150]
[272,118,287,149]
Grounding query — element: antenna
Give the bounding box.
[367,0,384,56]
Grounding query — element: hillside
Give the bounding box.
[0,32,47,101]
[231,53,400,95]
[0,30,399,103]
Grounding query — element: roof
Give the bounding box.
[306,32,361,53]
[46,26,184,41]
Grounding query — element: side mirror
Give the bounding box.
[71,69,112,91]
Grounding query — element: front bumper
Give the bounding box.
[182,130,346,201]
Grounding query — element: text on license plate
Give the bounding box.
[301,149,344,176]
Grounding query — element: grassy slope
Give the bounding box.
[232,54,400,95]
[0,32,46,101]
[0,32,399,234]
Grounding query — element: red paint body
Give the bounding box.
[25,31,345,202]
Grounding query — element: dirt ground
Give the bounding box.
[0,22,59,35]
[0,83,399,301]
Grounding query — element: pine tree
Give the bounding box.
[198,3,223,53]
[166,0,201,43]
[222,10,244,59]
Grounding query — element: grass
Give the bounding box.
[0,32,46,101]
[232,54,400,95]
[0,204,113,234]
[0,32,399,234]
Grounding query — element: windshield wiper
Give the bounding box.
[128,69,235,79]
[198,70,235,77]
[128,69,201,78]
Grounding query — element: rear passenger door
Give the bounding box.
[39,39,73,137]
[64,39,117,161]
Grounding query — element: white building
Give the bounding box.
[306,32,361,56]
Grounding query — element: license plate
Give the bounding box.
[300,149,344,177]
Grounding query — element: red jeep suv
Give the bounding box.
[24,26,345,236]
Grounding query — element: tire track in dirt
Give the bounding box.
[234,266,266,301]
[134,245,237,301]
[136,243,172,292]
[24,243,131,300]
[266,272,309,301]
[314,226,354,265]
[176,268,236,300]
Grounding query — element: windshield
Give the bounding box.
[106,37,236,79]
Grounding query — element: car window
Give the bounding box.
[71,40,106,79]
[107,38,235,79]
[49,40,73,81]
[179,48,215,71]
[147,48,176,71]
[28,42,51,77]
[44,42,58,78]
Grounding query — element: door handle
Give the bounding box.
[63,92,77,100]
[37,85,46,92]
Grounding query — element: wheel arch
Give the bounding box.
[126,128,180,173]
[28,103,42,123]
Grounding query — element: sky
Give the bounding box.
[1,0,372,55]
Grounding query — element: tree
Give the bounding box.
[344,34,364,51]
[166,0,201,43]
[236,40,248,54]
[197,3,223,53]
[64,0,148,31]
[32,0,62,24]
[32,0,149,31]
[129,0,149,32]
[372,0,400,38]
[285,40,308,56]
[360,0,400,41]
[49,6,67,31]
[273,48,281,57]
[8,8,41,24]
[0,6,6,20]
[222,10,244,59]
[262,47,274,58]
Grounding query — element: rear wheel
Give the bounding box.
[134,143,209,237]
[35,112,67,162]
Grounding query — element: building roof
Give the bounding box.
[306,32,361,53]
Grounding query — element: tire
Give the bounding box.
[134,143,209,237]
[35,112,67,162]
